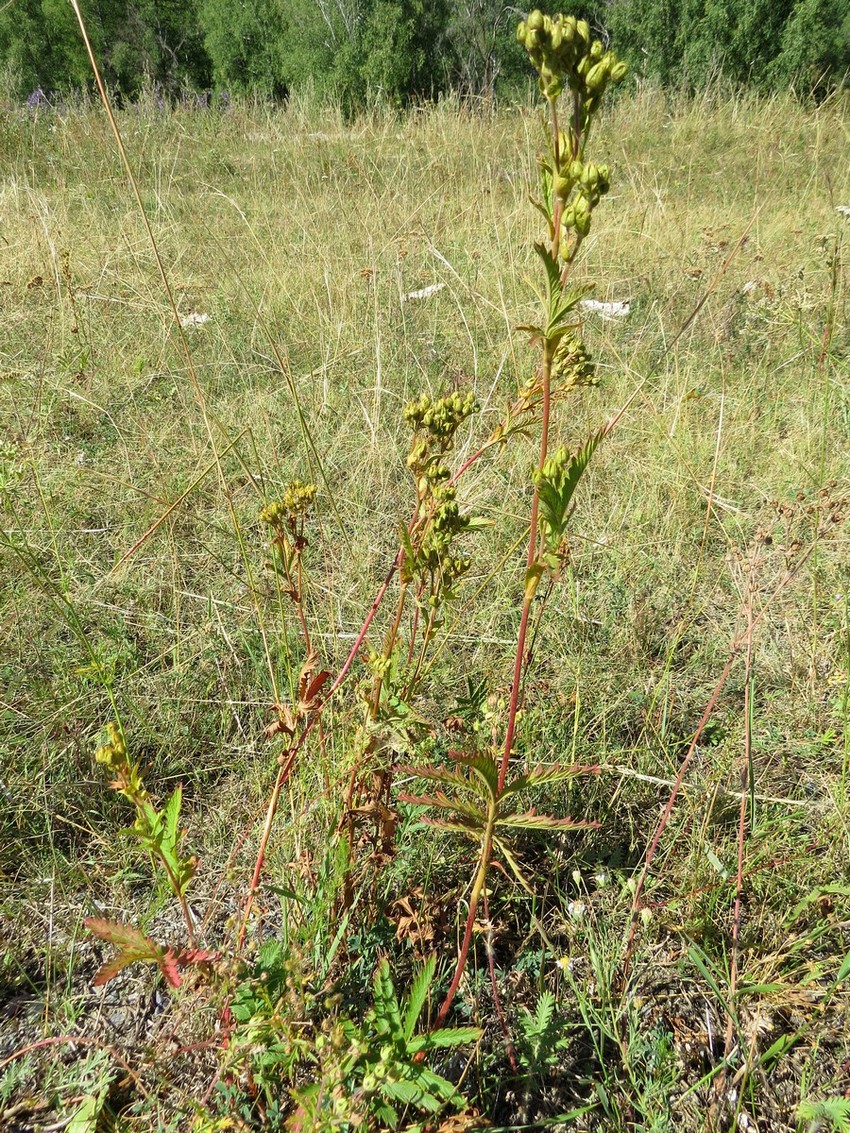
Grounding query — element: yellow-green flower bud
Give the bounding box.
[585,61,608,91]
[610,60,628,81]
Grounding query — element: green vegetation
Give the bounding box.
[0,0,848,104]
[2,6,850,1128]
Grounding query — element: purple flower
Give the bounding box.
[26,88,49,108]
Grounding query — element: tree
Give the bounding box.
[200,0,287,94]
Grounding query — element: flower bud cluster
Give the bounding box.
[532,445,572,490]
[260,480,317,528]
[516,11,627,105]
[517,12,626,248]
[403,390,478,442]
[552,333,598,388]
[94,722,146,800]
[418,482,472,598]
[403,391,479,601]
[94,720,126,768]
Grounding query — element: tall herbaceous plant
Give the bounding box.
[83,11,630,1127]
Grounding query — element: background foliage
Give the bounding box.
[0,0,847,104]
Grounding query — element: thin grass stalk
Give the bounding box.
[716,555,757,1110]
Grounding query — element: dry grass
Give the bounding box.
[1,87,849,1129]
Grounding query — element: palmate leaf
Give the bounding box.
[798,1097,850,1132]
[420,816,484,841]
[382,1072,449,1113]
[398,763,476,797]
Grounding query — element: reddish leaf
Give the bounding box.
[158,949,183,989]
[179,948,219,966]
[85,917,165,987]
[91,954,140,987]
[305,670,330,702]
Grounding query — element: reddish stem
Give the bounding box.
[236,549,402,949]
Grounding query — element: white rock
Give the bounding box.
[579,298,631,319]
[403,283,445,302]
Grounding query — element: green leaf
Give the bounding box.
[382,1076,441,1113]
[531,241,592,338]
[163,786,182,856]
[492,837,534,894]
[371,1100,399,1126]
[731,982,783,999]
[451,751,499,802]
[784,884,850,927]
[759,1030,801,1070]
[407,1026,482,1052]
[798,1097,850,1132]
[496,810,599,831]
[524,562,544,601]
[533,241,562,316]
[500,761,598,799]
[534,990,556,1035]
[403,955,436,1042]
[373,959,403,1041]
[686,944,731,1018]
[398,790,486,823]
[67,1092,107,1133]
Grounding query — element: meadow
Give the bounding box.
[1,79,850,1131]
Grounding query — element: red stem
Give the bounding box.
[236,549,402,949]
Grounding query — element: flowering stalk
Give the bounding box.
[428,11,627,1027]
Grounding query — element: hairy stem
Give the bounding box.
[434,803,497,1028]
[499,341,553,792]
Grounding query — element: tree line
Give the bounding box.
[1,0,847,107]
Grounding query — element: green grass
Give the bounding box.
[1,86,850,1130]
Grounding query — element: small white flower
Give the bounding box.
[403,283,445,302]
[836,205,850,218]
[567,900,586,921]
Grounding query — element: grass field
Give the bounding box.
[1,84,850,1131]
